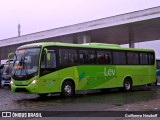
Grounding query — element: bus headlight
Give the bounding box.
[10,80,14,85]
[30,80,37,85]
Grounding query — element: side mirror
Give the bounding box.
[44,48,51,61]
[47,53,51,61]
[8,53,16,66]
[44,48,48,55]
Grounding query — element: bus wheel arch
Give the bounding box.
[123,76,132,92]
[61,79,75,97]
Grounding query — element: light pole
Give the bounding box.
[18,24,21,37]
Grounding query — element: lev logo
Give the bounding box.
[104,67,116,77]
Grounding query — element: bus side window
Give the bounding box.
[41,52,46,68]
[79,50,88,64]
[97,51,112,64]
[148,53,154,65]
[140,53,148,65]
[41,49,56,69]
[127,52,139,65]
[59,49,77,66]
[79,49,95,64]
[113,51,126,65]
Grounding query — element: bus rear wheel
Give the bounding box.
[61,81,75,97]
[124,78,132,92]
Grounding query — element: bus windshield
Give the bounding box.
[2,64,12,80]
[12,48,40,78]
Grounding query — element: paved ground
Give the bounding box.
[0,85,160,119]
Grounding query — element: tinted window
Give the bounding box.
[97,50,112,64]
[127,52,139,64]
[59,49,77,65]
[148,52,154,65]
[140,53,148,65]
[113,51,126,64]
[79,49,95,64]
[41,49,56,69]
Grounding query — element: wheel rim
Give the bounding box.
[64,85,72,95]
[125,81,131,90]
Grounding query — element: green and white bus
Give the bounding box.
[9,42,156,97]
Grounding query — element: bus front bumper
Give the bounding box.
[11,84,38,94]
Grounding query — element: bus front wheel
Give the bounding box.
[123,78,132,92]
[61,81,75,97]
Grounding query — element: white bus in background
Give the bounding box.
[0,59,8,86]
[1,59,9,65]
[1,60,13,87]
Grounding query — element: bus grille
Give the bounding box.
[15,88,29,93]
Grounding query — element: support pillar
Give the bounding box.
[128,24,135,48]
[73,33,91,44]
[129,39,135,48]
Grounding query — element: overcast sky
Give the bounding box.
[1,0,160,56]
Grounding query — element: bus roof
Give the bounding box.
[18,42,154,52]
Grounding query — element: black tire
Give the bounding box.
[38,93,48,97]
[61,81,75,97]
[123,78,132,92]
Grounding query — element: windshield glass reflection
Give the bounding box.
[12,48,40,77]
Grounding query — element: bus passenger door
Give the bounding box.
[39,47,58,93]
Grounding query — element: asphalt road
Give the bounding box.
[0,85,160,119]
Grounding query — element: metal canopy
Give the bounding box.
[0,6,160,61]
[0,6,160,47]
